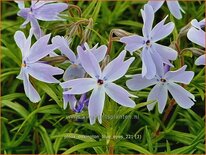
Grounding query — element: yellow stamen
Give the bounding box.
[21,63,26,67]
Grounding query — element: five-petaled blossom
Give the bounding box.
[126,65,195,113]
[52,36,107,110]
[15,0,68,39]
[60,50,136,125]
[120,4,177,79]
[147,0,185,19]
[14,29,64,103]
[187,19,206,65]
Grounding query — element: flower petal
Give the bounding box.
[105,83,136,108]
[195,54,206,66]
[28,34,56,62]
[152,43,178,61]
[141,47,156,79]
[63,64,85,81]
[34,3,68,21]
[147,83,168,113]
[52,36,77,63]
[17,68,24,80]
[199,18,206,28]
[167,83,195,109]
[126,74,157,91]
[20,18,30,28]
[165,65,194,84]
[187,27,205,48]
[120,35,145,54]
[157,85,168,113]
[147,0,164,12]
[141,4,154,38]
[88,86,105,125]
[27,62,63,83]
[15,0,25,9]
[150,16,174,42]
[78,48,101,79]
[90,45,107,62]
[17,8,29,19]
[191,19,202,29]
[23,72,41,103]
[32,1,56,8]
[166,1,184,19]
[14,31,27,57]
[30,17,43,39]
[102,50,134,82]
[150,48,165,77]
[63,94,77,110]
[61,78,96,95]
[15,29,33,58]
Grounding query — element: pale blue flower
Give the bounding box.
[60,50,136,125]
[15,0,68,39]
[147,0,185,19]
[187,19,205,65]
[120,4,177,79]
[126,65,195,113]
[52,36,107,110]
[14,29,64,103]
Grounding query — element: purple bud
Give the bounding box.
[73,93,88,113]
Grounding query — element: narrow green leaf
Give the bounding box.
[36,81,62,107]
[63,141,104,154]
[145,126,153,152]
[1,100,29,119]
[38,125,54,154]
[116,141,152,154]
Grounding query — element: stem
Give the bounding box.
[162,99,176,123]
[162,42,183,123]
[175,42,184,67]
[34,130,40,153]
[68,4,82,17]
[109,143,114,155]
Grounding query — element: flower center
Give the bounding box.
[97,79,104,85]
[21,62,26,67]
[160,78,166,82]
[146,40,151,46]
[29,8,33,14]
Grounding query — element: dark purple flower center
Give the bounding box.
[97,79,104,85]
[146,40,150,46]
[29,8,33,14]
[160,78,166,82]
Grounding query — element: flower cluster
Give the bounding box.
[14,1,205,125]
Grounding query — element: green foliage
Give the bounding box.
[1,1,205,154]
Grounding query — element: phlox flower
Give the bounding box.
[147,0,185,19]
[120,4,177,79]
[15,0,68,39]
[126,65,195,113]
[52,36,107,111]
[14,29,64,103]
[187,19,206,65]
[60,50,136,125]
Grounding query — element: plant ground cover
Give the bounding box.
[1,1,205,154]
